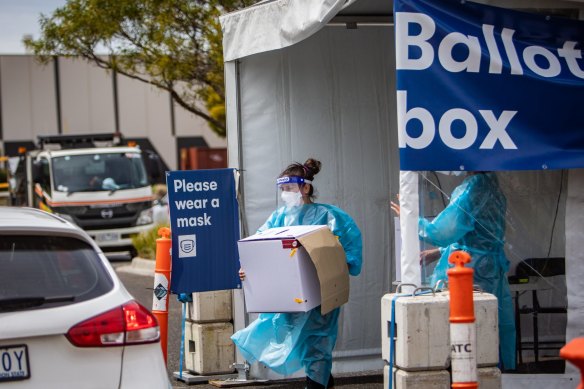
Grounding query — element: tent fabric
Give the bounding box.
[223,0,581,380]
[565,169,584,372]
[219,0,356,62]
[417,170,568,344]
[231,25,399,376]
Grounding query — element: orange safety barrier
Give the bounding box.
[152,227,172,364]
[560,338,584,389]
[447,251,478,389]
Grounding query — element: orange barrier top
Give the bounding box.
[560,338,584,367]
[155,227,172,272]
[158,227,171,239]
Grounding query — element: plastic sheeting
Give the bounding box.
[413,170,569,366]
[219,0,355,62]
[230,25,399,376]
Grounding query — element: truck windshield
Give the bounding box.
[52,152,149,193]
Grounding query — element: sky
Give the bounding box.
[0,0,67,54]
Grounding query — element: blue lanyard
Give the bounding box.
[179,302,187,379]
[389,288,434,389]
[389,293,409,389]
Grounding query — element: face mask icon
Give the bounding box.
[178,234,197,258]
[181,240,194,253]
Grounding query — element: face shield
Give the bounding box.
[435,170,465,176]
[276,176,311,208]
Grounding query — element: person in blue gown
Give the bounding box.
[393,171,516,370]
[232,158,363,389]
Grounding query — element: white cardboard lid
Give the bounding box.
[239,225,328,242]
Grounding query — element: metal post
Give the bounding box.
[53,57,63,135]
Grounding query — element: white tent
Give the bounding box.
[220,0,584,385]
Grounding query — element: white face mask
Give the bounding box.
[281,191,304,208]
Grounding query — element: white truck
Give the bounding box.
[10,133,158,257]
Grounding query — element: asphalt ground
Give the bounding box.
[112,260,384,389]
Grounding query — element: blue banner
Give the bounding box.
[395,0,584,171]
[166,169,241,293]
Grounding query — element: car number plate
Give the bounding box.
[0,345,30,382]
[95,232,121,243]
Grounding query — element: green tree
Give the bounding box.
[25,0,252,137]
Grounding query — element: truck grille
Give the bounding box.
[55,201,151,230]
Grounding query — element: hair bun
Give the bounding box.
[303,158,322,178]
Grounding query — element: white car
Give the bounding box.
[0,207,169,388]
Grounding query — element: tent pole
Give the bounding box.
[225,60,248,368]
[399,171,421,293]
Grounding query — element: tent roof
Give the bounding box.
[220,0,584,62]
[339,0,393,16]
[220,0,392,62]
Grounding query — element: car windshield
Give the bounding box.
[0,236,114,312]
[52,152,149,193]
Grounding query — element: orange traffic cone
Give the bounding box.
[152,227,172,364]
[447,251,478,389]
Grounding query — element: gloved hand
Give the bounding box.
[177,293,193,303]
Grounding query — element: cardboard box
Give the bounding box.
[237,225,349,314]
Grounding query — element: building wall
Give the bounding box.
[60,57,116,134]
[116,69,175,168]
[0,55,226,170]
[0,56,58,141]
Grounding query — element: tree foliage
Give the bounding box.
[25,0,253,137]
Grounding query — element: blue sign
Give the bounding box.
[166,169,241,293]
[395,0,584,171]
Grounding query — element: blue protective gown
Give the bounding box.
[231,203,363,386]
[419,172,516,370]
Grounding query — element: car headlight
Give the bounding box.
[136,208,153,226]
[55,213,76,224]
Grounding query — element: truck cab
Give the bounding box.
[15,134,156,257]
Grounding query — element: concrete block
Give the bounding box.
[184,322,235,375]
[478,367,502,389]
[383,365,500,388]
[471,293,499,367]
[186,290,232,323]
[381,292,451,370]
[381,291,499,370]
[383,365,450,389]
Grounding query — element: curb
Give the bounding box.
[116,257,155,276]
